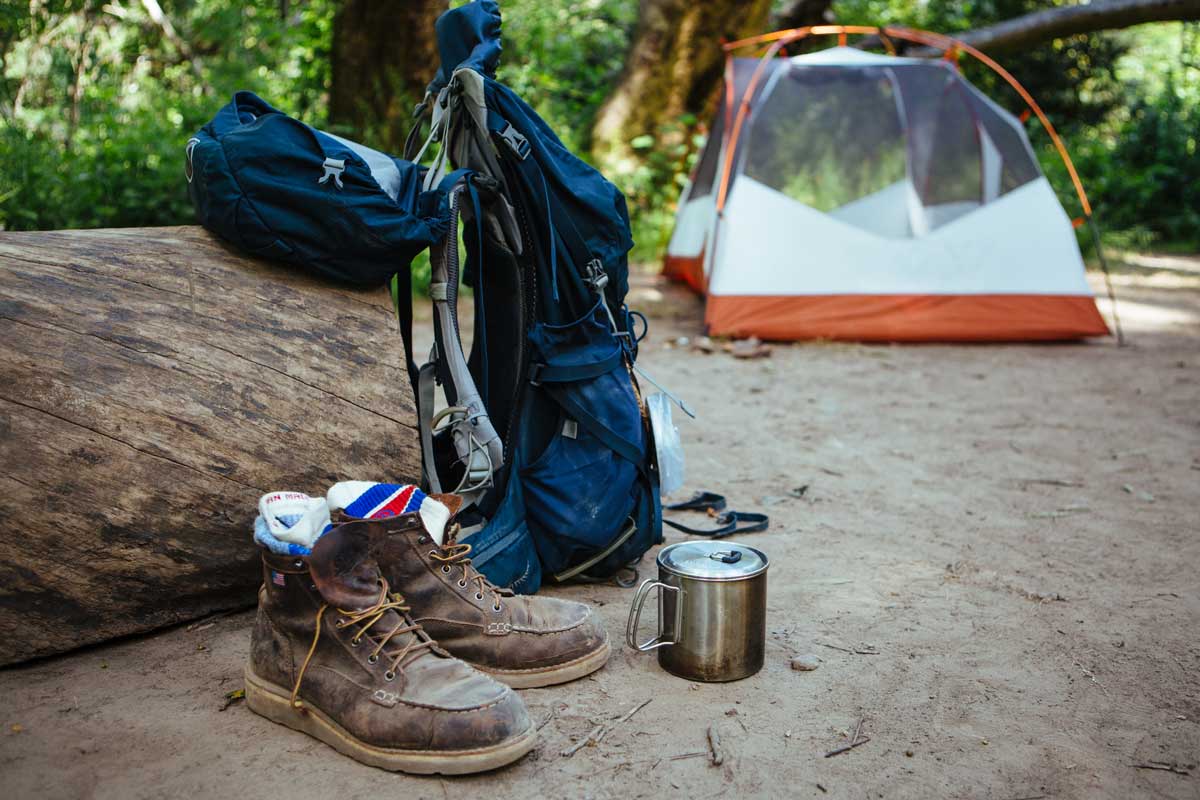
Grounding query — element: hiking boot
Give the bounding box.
[357,495,610,689]
[244,519,535,774]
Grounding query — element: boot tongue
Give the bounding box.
[326,481,452,544]
[309,520,438,666]
[308,521,387,610]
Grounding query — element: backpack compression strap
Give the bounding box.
[417,170,504,505]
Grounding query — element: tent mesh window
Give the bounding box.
[732,59,1046,240]
[742,66,908,233]
[689,88,727,199]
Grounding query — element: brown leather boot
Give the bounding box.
[361,503,610,689]
[244,520,535,774]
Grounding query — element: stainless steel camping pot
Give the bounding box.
[625,541,768,682]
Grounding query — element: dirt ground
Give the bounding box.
[1,265,1197,799]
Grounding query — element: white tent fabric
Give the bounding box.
[664,47,1109,341]
[711,176,1089,296]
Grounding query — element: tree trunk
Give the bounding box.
[0,226,420,666]
[591,0,773,173]
[773,0,834,30]
[866,0,1200,55]
[328,0,444,152]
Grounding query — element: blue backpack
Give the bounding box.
[186,0,664,594]
[402,0,662,592]
[186,92,447,288]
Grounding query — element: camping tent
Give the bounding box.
[664,34,1110,342]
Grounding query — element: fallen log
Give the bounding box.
[0,226,421,665]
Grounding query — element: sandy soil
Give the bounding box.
[1,267,1197,800]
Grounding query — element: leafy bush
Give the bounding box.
[0,0,332,232]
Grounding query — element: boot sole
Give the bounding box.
[470,640,612,689]
[243,666,536,774]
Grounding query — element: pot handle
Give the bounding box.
[625,579,682,652]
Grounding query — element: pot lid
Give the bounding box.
[657,541,768,581]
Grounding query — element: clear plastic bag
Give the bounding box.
[647,392,685,496]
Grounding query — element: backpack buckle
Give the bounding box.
[185,138,199,184]
[318,157,345,189]
[498,123,530,160]
[528,362,545,386]
[585,258,608,292]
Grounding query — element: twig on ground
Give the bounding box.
[824,736,871,758]
[707,724,725,766]
[1019,478,1083,487]
[824,717,870,758]
[1130,761,1190,775]
[561,723,605,757]
[537,708,557,731]
[819,467,844,477]
[614,698,652,726]
[559,698,652,758]
[670,751,709,761]
[1031,505,1091,519]
[1131,592,1180,603]
[1073,657,1110,696]
[816,641,880,655]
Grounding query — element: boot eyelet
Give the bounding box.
[335,618,346,627]
[493,603,502,612]
[293,560,304,568]
[367,654,378,664]
[384,671,396,682]
[441,565,451,573]
[428,550,437,557]
[457,579,467,588]
[350,637,361,648]
[475,592,484,601]
[418,535,428,544]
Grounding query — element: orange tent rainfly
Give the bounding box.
[663,25,1114,342]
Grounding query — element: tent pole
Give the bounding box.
[1086,214,1126,346]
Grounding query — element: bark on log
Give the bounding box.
[0,226,420,666]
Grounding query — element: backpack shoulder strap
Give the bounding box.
[418,171,504,505]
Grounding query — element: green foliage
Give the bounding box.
[0,0,333,231]
[1,0,1197,259]
[1037,23,1200,249]
[493,0,636,153]
[612,115,697,262]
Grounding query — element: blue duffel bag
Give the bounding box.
[185,91,448,287]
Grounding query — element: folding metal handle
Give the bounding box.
[625,579,682,652]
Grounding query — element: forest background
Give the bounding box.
[2,0,1197,270]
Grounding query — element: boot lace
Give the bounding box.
[291,578,434,709]
[428,525,510,611]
